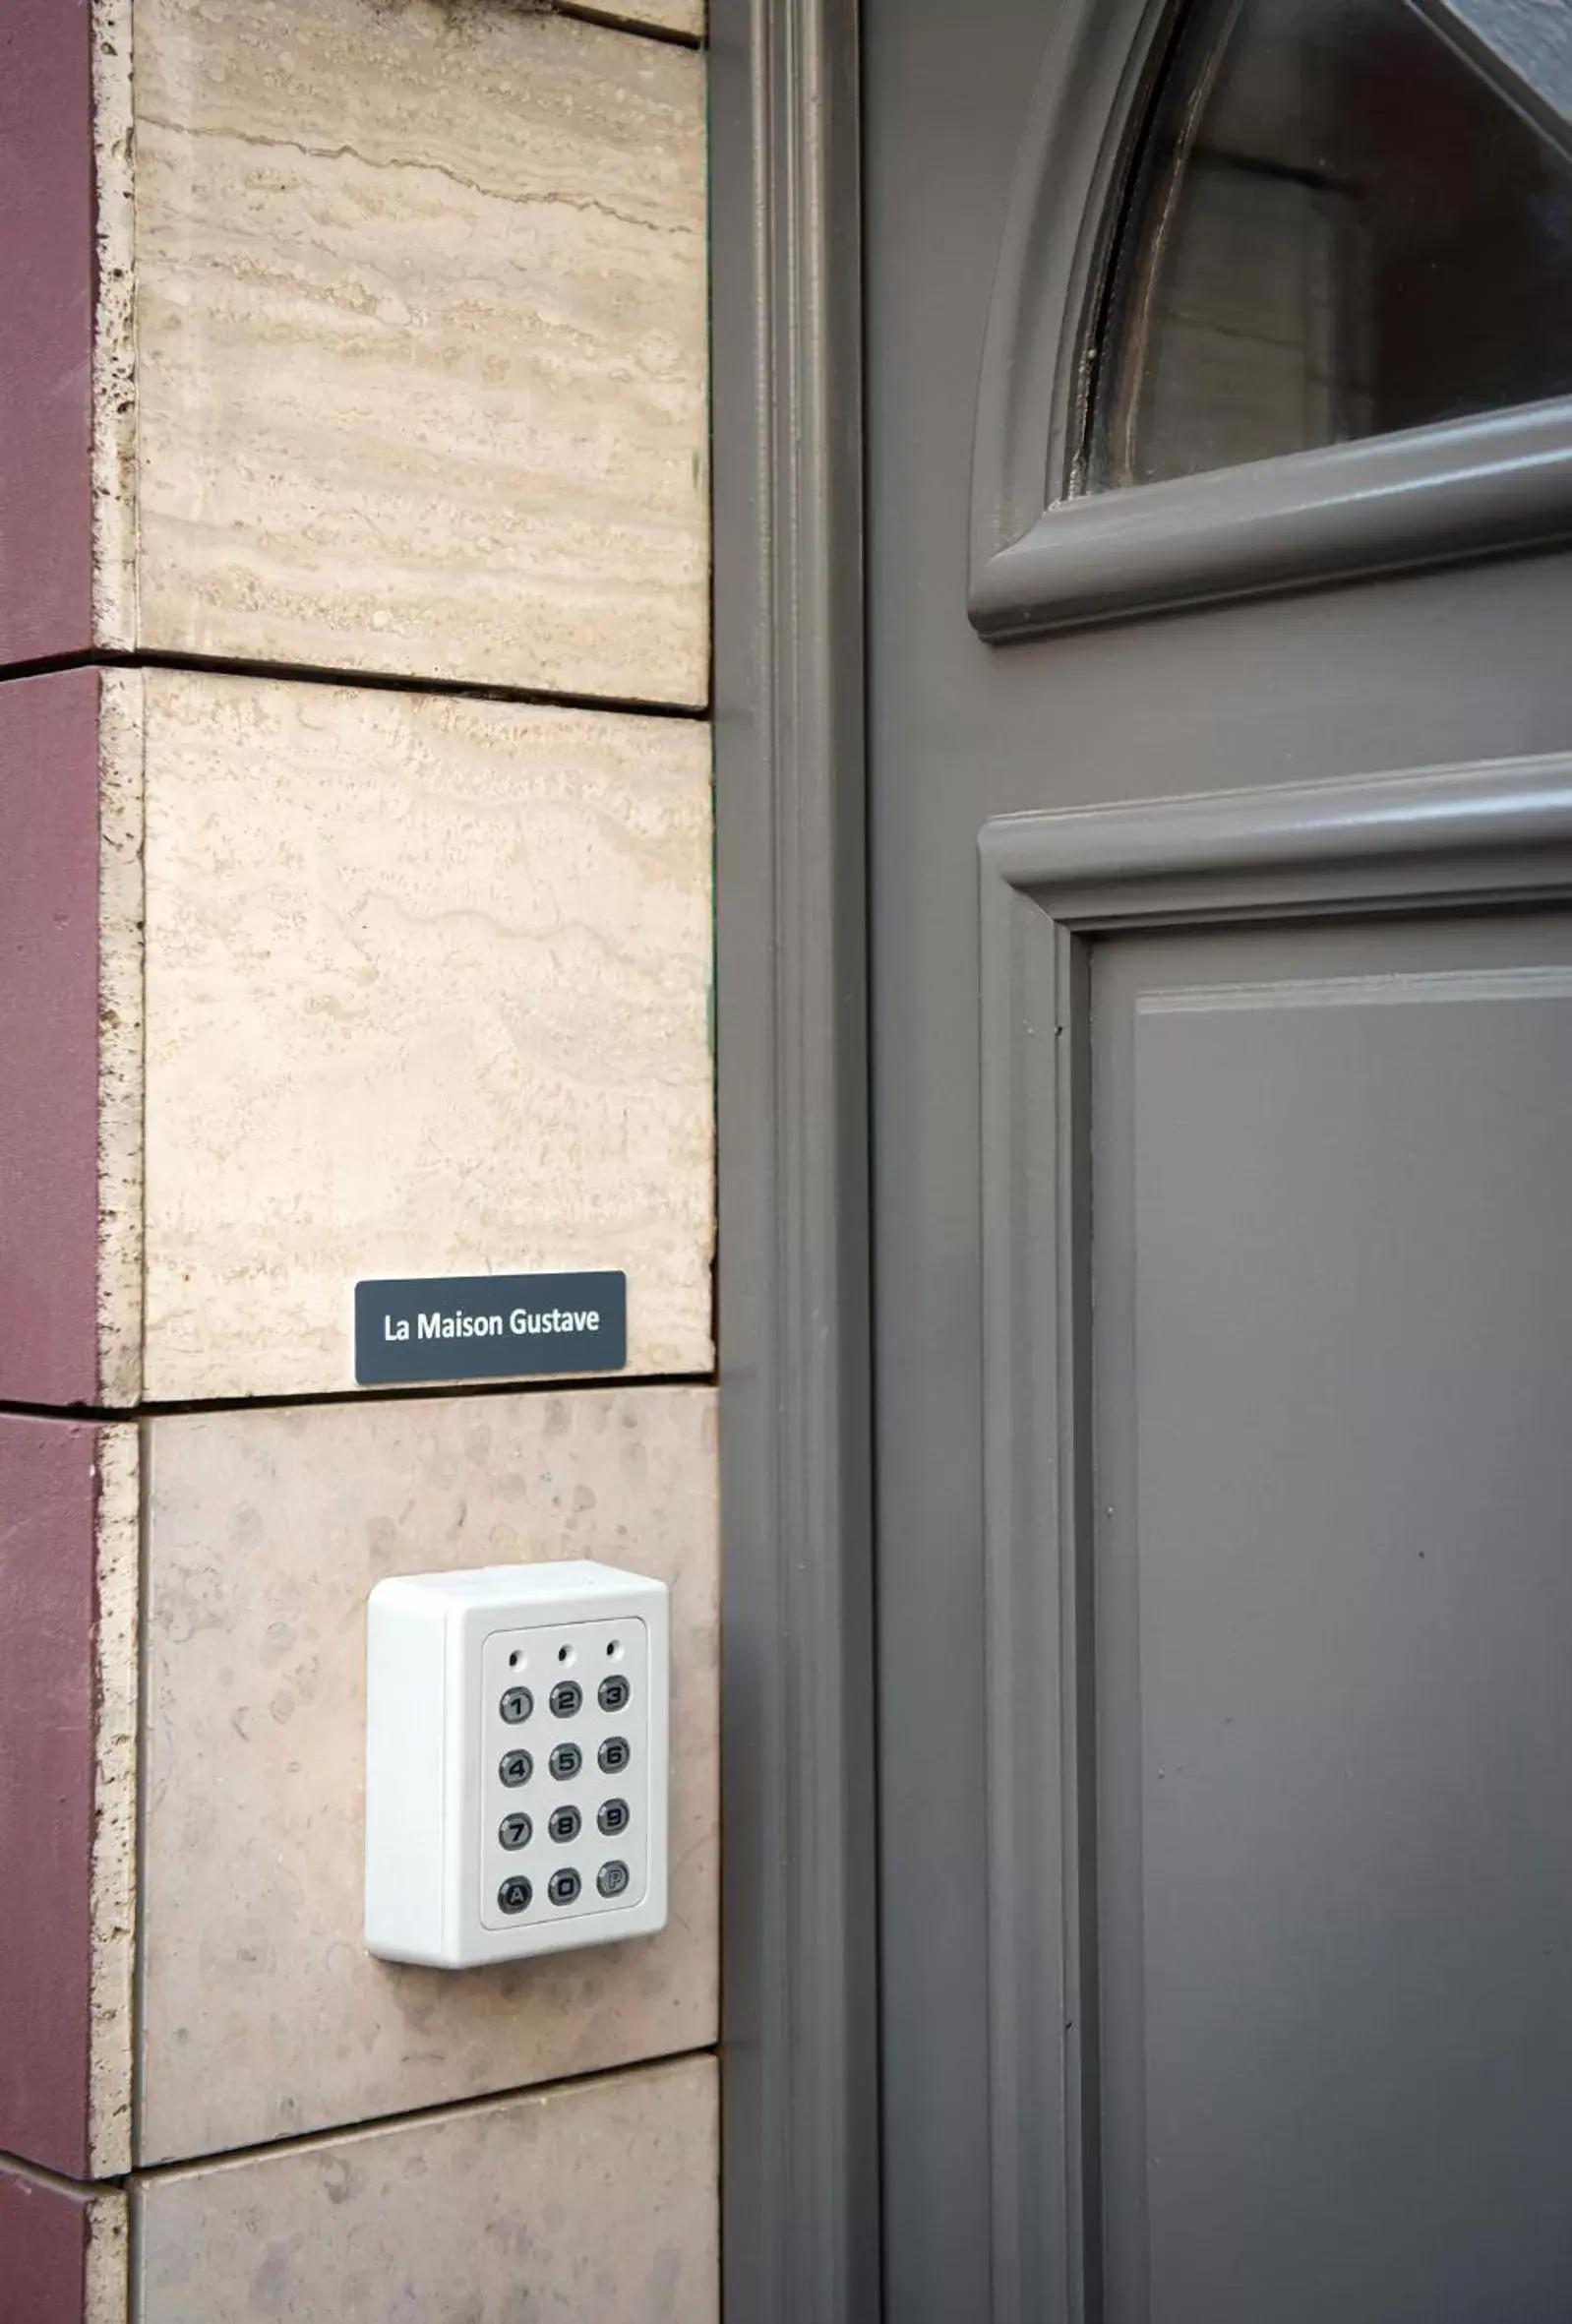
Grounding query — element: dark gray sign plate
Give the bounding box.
[355,1271,627,1386]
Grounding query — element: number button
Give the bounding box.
[499,1686,533,1726]
[597,1798,630,1837]
[598,1674,631,1712]
[548,1868,581,1907]
[550,1681,582,1718]
[499,1749,532,1788]
[548,1805,581,1844]
[598,1736,631,1775]
[549,1743,581,1781]
[499,1812,531,1851]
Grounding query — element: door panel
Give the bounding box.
[865,0,1572,2317]
[1094,917,1572,2324]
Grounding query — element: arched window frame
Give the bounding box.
[969,0,1572,642]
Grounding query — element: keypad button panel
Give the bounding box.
[478,1615,649,1931]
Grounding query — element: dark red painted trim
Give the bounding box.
[0,2163,92,2324]
[0,1418,98,2180]
[0,670,101,1408]
[0,0,96,667]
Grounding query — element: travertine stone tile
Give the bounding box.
[138,1387,718,2164]
[134,2057,717,2324]
[142,671,712,1401]
[91,1426,140,2180]
[91,0,137,653]
[132,0,708,703]
[87,2191,128,2324]
[96,670,144,1408]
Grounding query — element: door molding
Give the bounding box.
[711,1,880,2320]
[978,752,1572,2324]
[968,0,1572,642]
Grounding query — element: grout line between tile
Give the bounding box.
[553,2,704,48]
[0,2151,115,2200]
[129,2043,722,2184]
[124,2168,143,2324]
[0,1370,717,1429]
[5,2044,722,2198]
[0,647,712,723]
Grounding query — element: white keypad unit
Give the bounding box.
[365,1562,669,1968]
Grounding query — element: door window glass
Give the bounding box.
[1087,0,1572,491]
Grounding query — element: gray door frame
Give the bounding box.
[712,0,1572,2315]
[710,2,880,2321]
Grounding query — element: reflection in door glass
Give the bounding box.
[1087,0,1572,491]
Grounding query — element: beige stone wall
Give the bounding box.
[72,2,717,2316]
[137,1388,717,2164]
[94,0,708,699]
[133,2059,719,2324]
[138,674,712,1400]
[126,0,707,700]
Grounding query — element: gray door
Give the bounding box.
[864,1,1572,2318]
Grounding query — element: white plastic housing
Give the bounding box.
[364,1561,669,1968]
